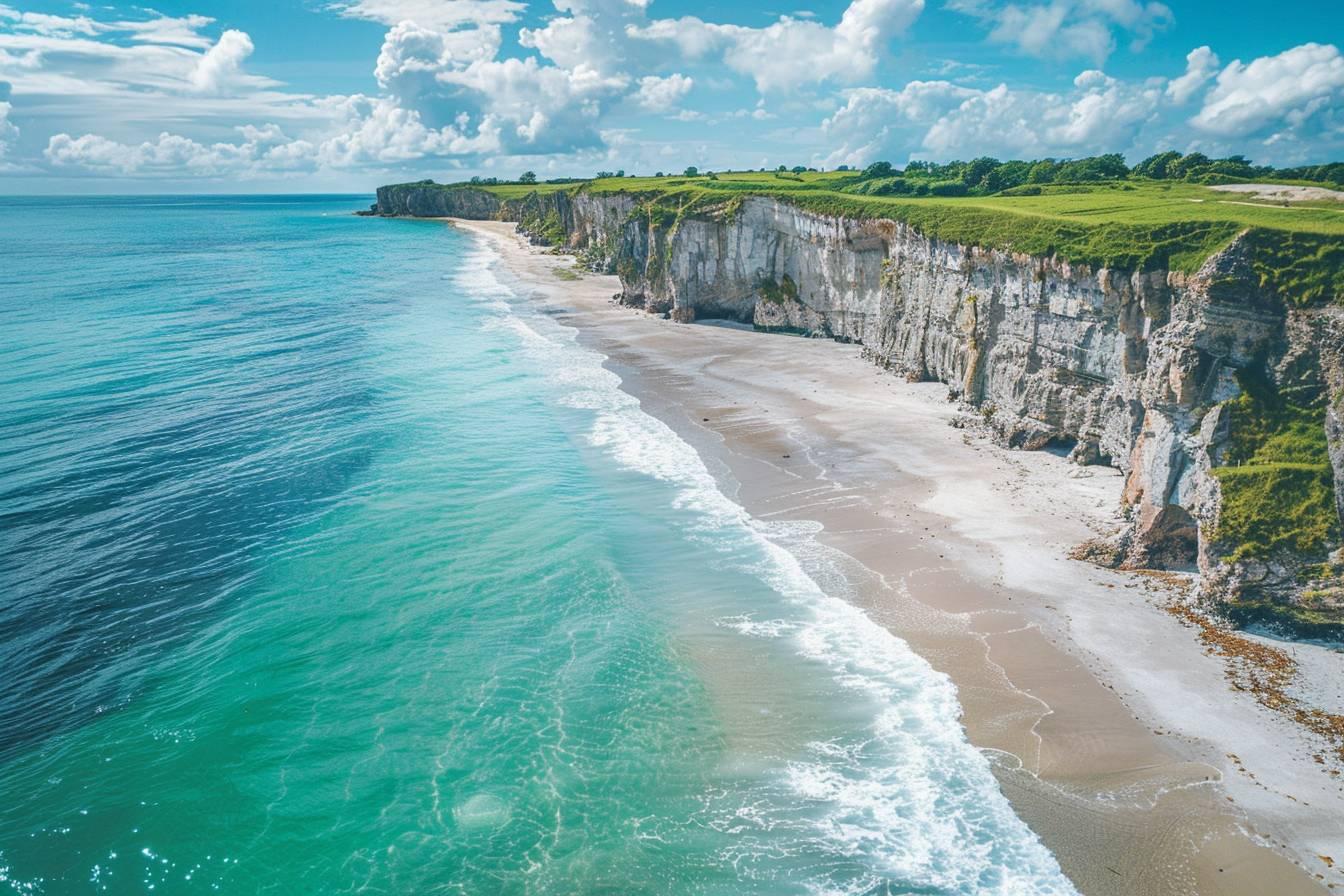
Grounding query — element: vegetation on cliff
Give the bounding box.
[1212,369,1339,563]
[1211,367,1342,636]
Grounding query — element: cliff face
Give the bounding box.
[373,186,1344,634]
[374,184,507,218]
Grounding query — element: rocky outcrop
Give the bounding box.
[374,184,506,218]
[372,185,1344,635]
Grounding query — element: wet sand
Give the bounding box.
[454,218,1344,895]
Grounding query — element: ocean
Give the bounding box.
[0,195,1076,895]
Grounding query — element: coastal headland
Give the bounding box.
[373,167,1344,640]
[367,165,1344,892]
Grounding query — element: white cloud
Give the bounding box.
[629,0,924,92]
[315,95,499,165]
[949,0,1171,64]
[369,13,630,156]
[109,13,216,49]
[820,43,1344,168]
[0,5,97,37]
[190,29,253,93]
[0,10,281,105]
[0,96,17,159]
[1192,42,1344,138]
[42,97,509,175]
[45,124,315,175]
[328,0,523,30]
[373,19,502,109]
[1165,45,1218,104]
[821,81,978,163]
[436,57,628,153]
[634,73,692,112]
[822,68,1163,164]
[9,0,1341,183]
[7,0,633,176]
[0,5,216,47]
[520,0,650,76]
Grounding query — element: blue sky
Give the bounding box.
[0,0,1340,192]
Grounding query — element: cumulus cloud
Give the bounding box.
[315,95,499,165]
[634,73,693,113]
[45,124,315,175]
[446,59,628,152]
[924,70,1161,156]
[367,12,632,157]
[1166,45,1218,104]
[0,86,17,159]
[373,19,502,116]
[821,81,979,162]
[949,0,1171,64]
[629,0,924,92]
[42,99,508,175]
[520,0,652,76]
[818,41,1344,168]
[1191,42,1344,138]
[190,29,253,92]
[822,66,1167,165]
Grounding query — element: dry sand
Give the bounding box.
[1210,183,1344,203]
[452,218,1344,895]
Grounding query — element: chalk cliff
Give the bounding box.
[373,184,1344,636]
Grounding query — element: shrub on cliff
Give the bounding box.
[1212,369,1340,564]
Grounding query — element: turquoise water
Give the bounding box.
[0,196,1076,895]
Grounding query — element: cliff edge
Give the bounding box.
[372,179,1344,637]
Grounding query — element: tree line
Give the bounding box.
[439,152,1341,194]
[847,153,1344,197]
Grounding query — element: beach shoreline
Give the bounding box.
[452,217,1344,895]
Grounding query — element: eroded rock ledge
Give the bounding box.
[372,184,1344,638]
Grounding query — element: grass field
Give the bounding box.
[437,170,1343,305]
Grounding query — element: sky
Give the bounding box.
[0,0,1340,192]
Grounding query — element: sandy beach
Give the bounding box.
[454,218,1344,895]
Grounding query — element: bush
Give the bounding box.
[928,180,969,196]
[758,273,799,304]
[849,176,910,196]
